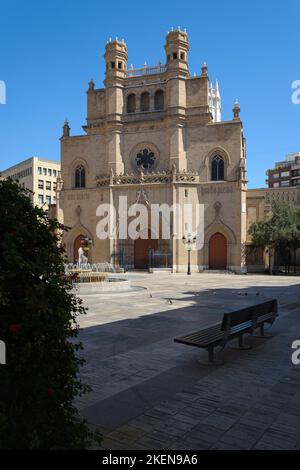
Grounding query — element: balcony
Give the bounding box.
[125,64,166,78]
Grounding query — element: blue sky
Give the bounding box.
[0,0,299,187]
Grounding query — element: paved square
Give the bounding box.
[75,273,300,450]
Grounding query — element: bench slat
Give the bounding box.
[174,331,224,348]
[174,300,278,361]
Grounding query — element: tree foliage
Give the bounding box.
[0,179,101,449]
[249,201,300,272]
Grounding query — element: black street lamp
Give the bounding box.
[182,233,197,275]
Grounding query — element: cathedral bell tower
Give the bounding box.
[165,28,189,75]
[165,28,189,171]
[104,38,128,173]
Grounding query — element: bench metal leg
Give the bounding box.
[229,335,252,350]
[198,346,224,366]
[253,323,273,338]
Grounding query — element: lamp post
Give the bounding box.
[182,233,197,275]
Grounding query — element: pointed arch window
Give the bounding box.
[211,155,225,181]
[75,165,86,188]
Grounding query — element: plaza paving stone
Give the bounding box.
[75,272,300,449]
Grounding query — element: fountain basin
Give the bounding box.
[72,275,132,295]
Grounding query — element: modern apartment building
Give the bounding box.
[1,156,60,208]
[266,152,300,188]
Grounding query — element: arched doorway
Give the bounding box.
[73,234,84,263]
[134,230,158,269]
[209,232,227,269]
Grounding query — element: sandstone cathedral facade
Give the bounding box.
[57,29,248,272]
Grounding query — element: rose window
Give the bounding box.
[135,148,156,170]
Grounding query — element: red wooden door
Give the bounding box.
[134,232,158,269]
[209,232,227,269]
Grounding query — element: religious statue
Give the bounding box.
[78,246,88,266]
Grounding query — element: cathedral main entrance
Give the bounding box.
[209,232,227,269]
[134,230,158,269]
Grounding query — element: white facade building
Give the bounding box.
[1,156,60,208]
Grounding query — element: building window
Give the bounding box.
[53,182,57,190]
[75,165,86,188]
[38,180,44,189]
[118,61,122,69]
[46,181,51,190]
[127,94,136,113]
[180,52,185,60]
[140,92,150,112]
[48,168,52,176]
[173,52,178,59]
[53,169,57,177]
[280,171,289,177]
[273,173,279,179]
[273,182,279,187]
[184,189,188,197]
[53,195,56,204]
[211,155,225,181]
[46,195,51,206]
[43,168,47,175]
[38,166,42,175]
[154,90,164,110]
[135,148,156,170]
[111,61,115,69]
[38,194,44,205]
[280,181,290,187]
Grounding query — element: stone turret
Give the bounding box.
[104,38,128,84]
[104,38,127,173]
[165,27,189,76]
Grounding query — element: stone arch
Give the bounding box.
[68,158,90,189]
[140,91,150,112]
[126,93,136,113]
[154,89,164,110]
[64,224,94,263]
[202,221,237,270]
[203,147,231,181]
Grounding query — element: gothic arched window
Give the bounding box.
[154,90,164,110]
[140,92,150,112]
[211,155,225,181]
[75,165,86,188]
[127,93,136,113]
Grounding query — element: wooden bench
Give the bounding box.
[174,299,278,365]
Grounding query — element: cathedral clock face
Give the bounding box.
[135,148,156,170]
